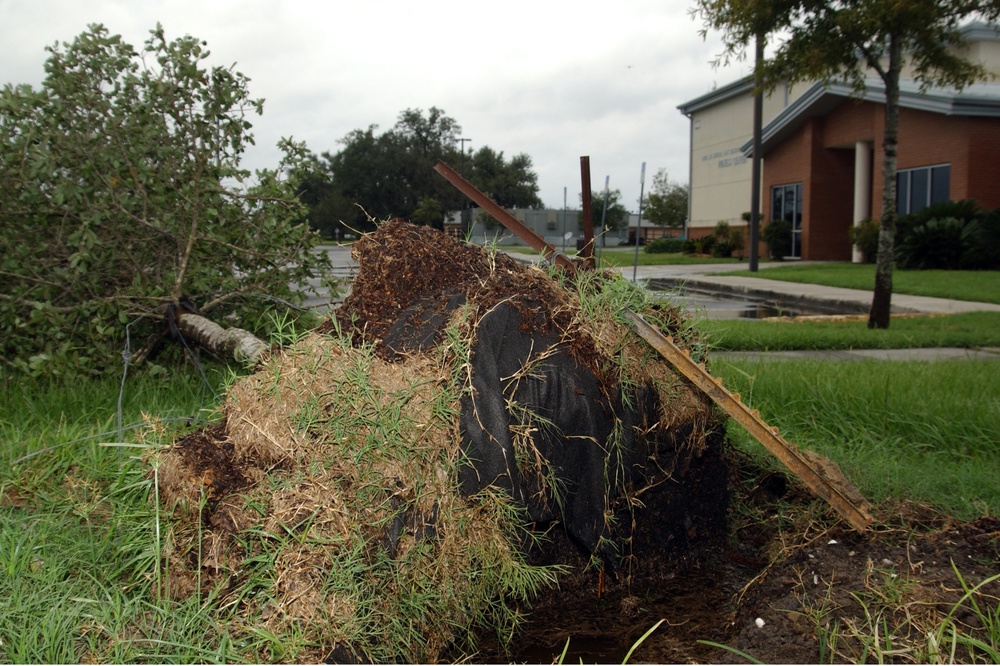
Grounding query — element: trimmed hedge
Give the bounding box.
[645,237,688,254]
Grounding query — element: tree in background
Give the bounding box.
[306,109,543,236]
[410,197,446,229]
[693,0,1000,328]
[644,169,689,230]
[580,189,630,246]
[295,153,346,239]
[0,24,333,376]
[468,147,543,209]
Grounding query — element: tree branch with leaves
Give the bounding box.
[0,24,334,375]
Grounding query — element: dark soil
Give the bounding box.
[464,454,1000,664]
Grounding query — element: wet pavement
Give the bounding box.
[712,347,1000,362]
[636,264,1000,317]
[623,260,1000,362]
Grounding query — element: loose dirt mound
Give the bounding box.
[156,220,729,662]
[470,479,1000,664]
[720,506,1000,664]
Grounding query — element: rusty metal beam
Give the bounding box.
[623,309,874,532]
[433,160,577,274]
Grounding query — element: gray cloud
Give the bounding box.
[0,0,743,210]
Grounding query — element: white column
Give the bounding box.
[852,141,872,263]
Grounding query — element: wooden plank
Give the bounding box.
[623,309,873,531]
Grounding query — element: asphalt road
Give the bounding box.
[298,245,357,311]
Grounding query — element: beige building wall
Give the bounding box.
[958,39,1000,75]
[685,82,806,231]
[895,40,1000,79]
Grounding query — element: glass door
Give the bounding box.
[771,183,803,259]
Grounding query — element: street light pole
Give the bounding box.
[458,138,472,175]
[633,162,646,282]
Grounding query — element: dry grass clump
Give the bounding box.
[157,328,561,663]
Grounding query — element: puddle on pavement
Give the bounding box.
[651,287,846,320]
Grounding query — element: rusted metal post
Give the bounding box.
[433,161,577,274]
[579,156,595,265]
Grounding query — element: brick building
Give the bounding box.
[678,22,1000,261]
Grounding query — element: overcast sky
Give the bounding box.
[1,0,749,211]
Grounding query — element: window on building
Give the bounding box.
[771,182,803,258]
[896,164,950,214]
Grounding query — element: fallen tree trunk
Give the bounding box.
[174,311,270,365]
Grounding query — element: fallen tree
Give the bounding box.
[0,24,332,377]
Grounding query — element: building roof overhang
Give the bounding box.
[740,78,1000,157]
[677,76,754,116]
[960,21,1000,43]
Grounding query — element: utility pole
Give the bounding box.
[561,187,568,251]
[458,138,472,175]
[633,162,646,282]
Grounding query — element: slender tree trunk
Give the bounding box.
[174,311,270,365]
[869,35,902,329]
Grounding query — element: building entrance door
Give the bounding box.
[771,183,803,259]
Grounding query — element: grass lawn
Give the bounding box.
[2,278,997,660]
[712,357,1000,520]
[698,311,1000,351]
[0,369,239,663]
[698,297,1000,520]
[719,262,1000,304]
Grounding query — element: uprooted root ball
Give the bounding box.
[155,220,728,663]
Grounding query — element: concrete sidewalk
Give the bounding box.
[504,252,1000,317]
[621,261,1000,316]
[619,262,1000,362]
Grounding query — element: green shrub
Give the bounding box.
[0,25,334,377]
[894,200,1000,270]
[645,237,687,254]
[850,219,880,263]
[895,217,966,269]
[710,221,745,258]
[690,233,717,255]
[961,208,1000,270]
[762,219,792,260]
